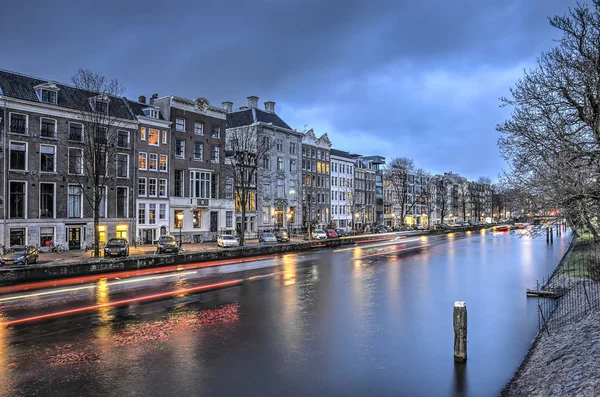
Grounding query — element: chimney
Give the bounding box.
[264,101,275,113]
[138,95,146,104]
[150,93,158,104]
[222,101,233,113]
[247,96,259,108]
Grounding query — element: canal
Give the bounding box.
[0,229,571,396]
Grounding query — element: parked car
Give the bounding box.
[104,238,130,258]
[416,225,426,230]
[0,245,38,266]
[335,229,348,237]
[326,229,339,239]
[217,235,240,248]
[438,224,449,230]
[374,225,390,234]
[156,235,180,254]
[259,232,277,243]
[312,229,327,240]
[276,232,290,243]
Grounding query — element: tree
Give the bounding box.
[457,183,469,221]
[384,157,415,227]
[68,69,126,257]
[302,182,321,239]
[435,176,451,224]
[223,127,270,246]
[417,170,435,228]
[498,1,600,237]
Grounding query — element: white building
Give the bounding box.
[330,149,354,230]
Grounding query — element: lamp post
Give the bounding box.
[287,211,292,236]
[176,211,184,250]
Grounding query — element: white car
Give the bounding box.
[260,232,277,243]
[312,229,327,240]
[217,235,239,248]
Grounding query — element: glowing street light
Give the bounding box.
[176,211,184,250]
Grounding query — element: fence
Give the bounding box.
[535,231,600,334]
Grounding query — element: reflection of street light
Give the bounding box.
[176,211,184,250]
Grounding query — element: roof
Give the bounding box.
[226,107,292,130]
[330,148,355,159]
[0,69,135,120]
[125,98,166,120]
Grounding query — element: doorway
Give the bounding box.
[68,227,81,250]
[210,211,218,232]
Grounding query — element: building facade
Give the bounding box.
[361,155,385,225]
[226,97,303,236]
[0,70,138,249]
[330,149,354,230]
[302,129,332,231]
[153,95,234,242]
[352,156,376,231]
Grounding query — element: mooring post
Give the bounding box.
[550,228,554,244]
[453,301,467,363]
[546,228,549,243]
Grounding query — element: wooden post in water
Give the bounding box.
[546,228,549,243]
[550,228,554,244]
[453,301,467,363]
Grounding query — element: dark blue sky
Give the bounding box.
[0,0,580,180]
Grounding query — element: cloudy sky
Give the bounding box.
[0,0,581,180]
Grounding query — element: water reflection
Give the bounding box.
[281,254,297,286]
[94,279,113,339]
[0,313,11,397]
[452,362,469,396]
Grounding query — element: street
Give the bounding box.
[0,229,571,397]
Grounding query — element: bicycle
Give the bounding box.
[38,241,65,253]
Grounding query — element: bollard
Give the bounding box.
[546,228,549,243]
[453,301,467,363]
[550,228,554,244]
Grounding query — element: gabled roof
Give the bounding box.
[316,133,332,147]
[0,69,135,120]
[226,107,292,130]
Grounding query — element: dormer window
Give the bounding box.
[143,108,159,119]
[95,100,108,114]
[41,89,57,104]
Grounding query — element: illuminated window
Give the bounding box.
[148,129,159,145]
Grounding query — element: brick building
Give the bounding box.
[302,129,332,231]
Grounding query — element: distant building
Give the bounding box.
[360,155,385,224]
[302,129,332,230]
[330,149,355,230]
[352,155,377,230]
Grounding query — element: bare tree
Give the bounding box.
[435,176,451,225]
[302,182,321,239]
[384,157,416,227]
[457,183,469,221]
[223,127,270,246]
[67,69,126,257]
[417,170,435,228]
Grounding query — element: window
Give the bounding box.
[159,155,168,171]
[276,140,283,152]
[143,108,159,118]
[211,125,221,138]
[99,186,107,218]
[117,130,129,148]
[40,118,56,138]
[174,210,184,228]
[68,185,82,218]
[277,157,284,171]
[139,152,147,170]
[176,118,185,132]
[40,89,57,104]
[290,142,296,155]
[262,136,270,149]
[276,180,284,198]
[193,210,201,228]
[194,142,203,160]
[226,211,233,228]
[194,122,204,135]
[263,206,271,223]
[289,180,296,199]
[159,204,166,220]
[148,129,159,146]
[116,187,128,218]
[138,177,147,196]
[68,148,83,174]
[117,154,129,178]
[9,181,26,218]
[211,146,219,163]
[138,203,146,224]
[9,113,27,134]
[175,139,185,158]
[95,100,108,113]
[95,127,108,144]
[148,178,157,197]
[175,170,184,197]
[39,183,55,218]
[40,145,56,172]
[262,155,271,170]
[9,142,27,170]
[149,204,156,225]
[225,177,233,200]
[148,154,158,171]
[69,123,83,141]
[161,130,167,144]
[40,226,54,246]
[159,179,167,197]
[190,171,211,198]
[10,228,26,246]
[141,127,146,141]
[211,174,219,200]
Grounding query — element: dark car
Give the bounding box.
[326,229,339,239]
[104,238,129,257]
[335,229,348,237]
[156,235,180,254]
[276,232,290,243]
[0,245,38,266]
[374,225,390,234]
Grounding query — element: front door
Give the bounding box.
[210,211,218,232]
[143,229,154,244]
[68,227,81,250]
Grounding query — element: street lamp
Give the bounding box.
[176,211,184,250]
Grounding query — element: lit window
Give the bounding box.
[148,129,159,145]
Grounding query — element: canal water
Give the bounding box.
[0,229,572,396]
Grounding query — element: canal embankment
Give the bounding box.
[502,232,600,396]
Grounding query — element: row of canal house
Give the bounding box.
[0,69,388,249]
